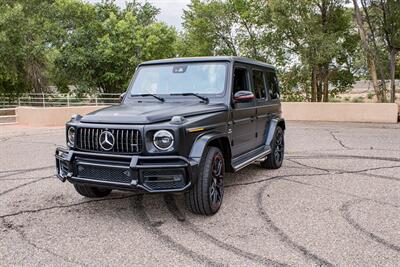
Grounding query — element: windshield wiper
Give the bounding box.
[170,93,209,104]
[131,94,165,102]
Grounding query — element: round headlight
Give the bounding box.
[67,127,75,146]
[153,130,174,151]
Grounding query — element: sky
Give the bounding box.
[85,0,191,30]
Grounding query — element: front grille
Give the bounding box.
[76,128,141,154]
[77,165,133,184]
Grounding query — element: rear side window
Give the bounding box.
[252,70,266,99]
[266,72,279,100]
[233,68,249,94]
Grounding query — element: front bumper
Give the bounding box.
[55,147,198,193]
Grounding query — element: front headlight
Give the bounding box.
[67,127,75,147]
[153,130,174,151]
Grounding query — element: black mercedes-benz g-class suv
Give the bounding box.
[56,56,285,215]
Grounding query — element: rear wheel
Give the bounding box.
[73,184,112,198]
[185,146,224,215]
[261,126,284,169]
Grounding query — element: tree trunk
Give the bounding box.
[317,66,323,102]
[317,80,323,102]
[323,76,329,102]
[311,67,317,102]
[389,48,397,103]
[368,58,382,102]
[361,0,387,98]
[352,0,383,102]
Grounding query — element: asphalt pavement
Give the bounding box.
[0,121,399,266]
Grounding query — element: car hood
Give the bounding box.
[80,102,228,124]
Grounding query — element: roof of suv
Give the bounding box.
[139,56,276,70]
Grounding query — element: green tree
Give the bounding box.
[0,0,178,95]
[52,0,178,93]
[181,0,238,56]
[182,0,359,102]
[270,0,359,102]
[0,0,55,95]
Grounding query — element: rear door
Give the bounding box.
[251,68,271,147]
[230,65,257,157]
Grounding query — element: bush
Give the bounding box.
[351,96,365,103]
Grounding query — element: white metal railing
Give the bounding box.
[0,93,120,108]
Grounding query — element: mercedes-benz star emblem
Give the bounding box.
[99,131,115,151]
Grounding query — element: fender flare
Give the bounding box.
[265,118,285,147]
[189,132,229,163]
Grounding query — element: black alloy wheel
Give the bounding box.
[186,146,225,215]
[261,126,284,169]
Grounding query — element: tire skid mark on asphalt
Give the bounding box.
[0,175,53,197]
[163,194,291,267]
[0,130,63,142]
[286,157,400,182]
[0,194,140,219]
[6,139,60,147]
[252,161,400,266]
[1,217,86,266]
[357,172,400,182]
[286,158,331,173]
[227,154,400,188]
[288,154,400,163]
[0,177,50,181]
[225,172,329,188]
[280,177,400,208]
[130,195,223,267]
[256,182,336,267]
[340,199,400,253]
[0,166,53,178]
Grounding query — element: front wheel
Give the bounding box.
[185,146,225,215]
[261,126,284,169]
[73,184,112,198]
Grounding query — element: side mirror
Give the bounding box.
[119,92,126,103]
[233,91,255,103]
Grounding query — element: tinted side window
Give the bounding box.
[233,68,249,94]
[266,72,279,100]
[252,70,266,99]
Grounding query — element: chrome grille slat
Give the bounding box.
[91,129,95,150]
[76,127,141,154]
[95,129,99,150]
[116,129,119,152]
[126,130,129,153]
[83,128,87,150]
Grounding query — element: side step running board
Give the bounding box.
[232,146,271,172]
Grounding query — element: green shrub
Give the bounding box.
[351,96,365,103]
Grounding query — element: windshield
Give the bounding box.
[129,62,227,96]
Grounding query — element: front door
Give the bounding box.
[230,66,257,157]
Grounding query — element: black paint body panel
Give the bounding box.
[55,56,285,193]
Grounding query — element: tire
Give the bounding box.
[73,184,112,198]
[261,126,284,169]
[185,146,225,215]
